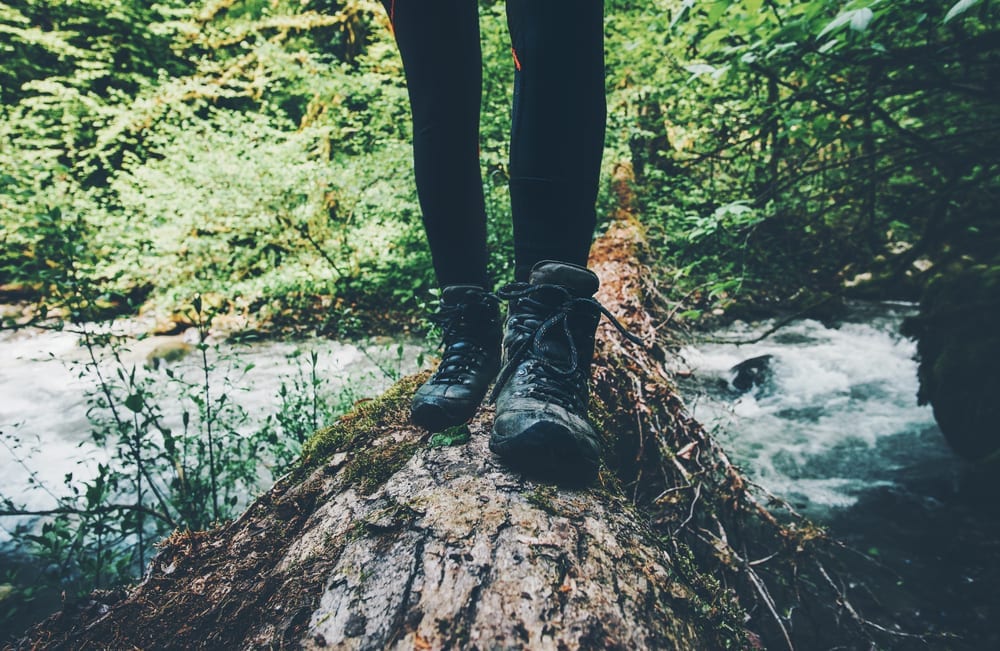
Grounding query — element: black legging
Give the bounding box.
[382,0,606,286]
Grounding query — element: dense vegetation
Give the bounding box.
[1,0,997,641]
[2,0,997,330]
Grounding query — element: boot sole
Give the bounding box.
[410,400,477,433]
[489,421,600,484]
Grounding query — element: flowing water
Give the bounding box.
[674,301,1000,647]
[675,302,941,515]
[0,324,424,534]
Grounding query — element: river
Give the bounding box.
[674,301,999,648]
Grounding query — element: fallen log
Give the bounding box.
[16,166,927,650]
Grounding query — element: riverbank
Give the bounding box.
[0,321,426,517]
[0,319,427,640]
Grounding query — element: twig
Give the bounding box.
[653,281,716,332]
[0,434,63,504]
[670,483,702,537]
[697,294,838,346]
[815,561,931,641]
[745,562,796,651]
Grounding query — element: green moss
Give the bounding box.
[525,484,560,515]
[292,373,426,492]
[298,374,424,470]
[588,397,615,445]
[342,440,421,495]
[668,540,750,649]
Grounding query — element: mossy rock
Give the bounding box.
[903,260,1000,462]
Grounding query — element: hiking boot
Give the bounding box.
[489,261,641,481]
[411,285,502,432]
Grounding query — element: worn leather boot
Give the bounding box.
[489,261,640,481]
[411,286,502,432]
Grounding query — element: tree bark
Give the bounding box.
[16,166,914,651]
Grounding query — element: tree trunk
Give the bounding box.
[17,166,915,651]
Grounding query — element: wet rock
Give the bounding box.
[730,354,774,393]
[902,260,1000,462]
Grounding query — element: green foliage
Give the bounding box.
[257,349,335,474]
[0,0,191,105]
[479,1,517,284]
[605,0,1000,311]
[1,0,435,334]
[4,0,998,327]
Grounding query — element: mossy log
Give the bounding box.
[16,167,922,651]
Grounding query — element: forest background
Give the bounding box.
[1,0,997,641]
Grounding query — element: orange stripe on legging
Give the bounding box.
[511,47,522,71]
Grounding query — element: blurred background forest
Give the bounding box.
[1,0,998,642]
[3,0,996,333]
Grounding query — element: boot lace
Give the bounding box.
[428,295,498,385]
[489,283,643,409]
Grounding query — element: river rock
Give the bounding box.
[903,261,1000,462]
[730,354,774,393]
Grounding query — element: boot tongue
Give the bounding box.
[528,261,599,298]
[441,285,487,306]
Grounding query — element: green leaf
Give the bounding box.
[850,7,874,31]
[670,0,696,30]
[819,8,877,38]
[684,63,718,77]
[428,425,471,448]
[944,0,982,23]
[819,12,851,38]
[707,1,729,23]
[817,38,839,53]
[124,393,144,413]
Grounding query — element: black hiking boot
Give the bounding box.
[489,261,641,482]
[411,286,502,432]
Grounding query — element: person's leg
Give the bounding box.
[383,1,501,431]
[385,0,489,288]
[505,0,606,281]
[491,1,634,481]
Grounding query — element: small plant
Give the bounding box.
[256,348,354,476]
[1,297,274,638]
